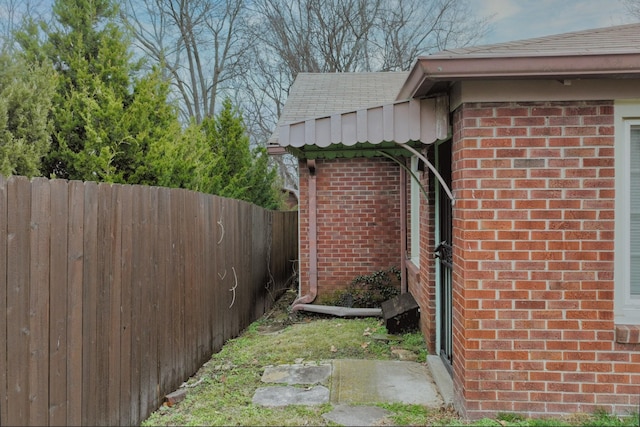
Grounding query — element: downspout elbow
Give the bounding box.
[292,292,316,311]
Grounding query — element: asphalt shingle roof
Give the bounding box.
[270,23,640,146]
[268,72,408,145]
[431,22,640,58]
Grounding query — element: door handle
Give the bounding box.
[434,240,447,258]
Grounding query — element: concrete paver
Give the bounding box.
[252,358,451,425]
[252,385,330,406]
[322,404,391,426]
[261,363,331,385]
[330,359,443,406]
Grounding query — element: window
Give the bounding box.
[615,100,640,324]
[409,156,421,266]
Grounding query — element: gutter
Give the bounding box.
[398,52,640,100]
[292,159,318,309]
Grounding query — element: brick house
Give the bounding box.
[268,24,640,419]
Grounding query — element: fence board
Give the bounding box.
[183,191,196,377]
[192,192,203,370]
[49,180,69,426]
[211,196,224,352]
[130,185,144,423]
[0,176,298,426]
[118,184,133,427]
[0,176,7,427]
[7,176,31,425]
[202,195,213,356]
[81,181,98,425]
[228,200,240,338]
[106,184,123,426]
[67,181,84,426]
[146,186,160,412]
[197,194,208,359]
[157,187,173,399]
[169,188,185,389]
[252,207,267,318]
[205,196,217,354]
[96,183,111,425]
[29,178,51,426]
[197,193,208,366]
[239,201,251,331]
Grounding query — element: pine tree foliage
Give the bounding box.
[0,54,56,177]
[194,99,282,209]
[36,0,142,181]
[11,0,285,210]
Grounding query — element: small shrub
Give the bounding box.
[333,266,401,308]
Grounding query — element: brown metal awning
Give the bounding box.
[275,96,449,159]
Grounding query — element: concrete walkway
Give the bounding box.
[252,356,453,426]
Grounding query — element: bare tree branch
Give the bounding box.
[122,0,249,123]
[122,0,491,193]
[624,0,640,19]
[0,0,50,54]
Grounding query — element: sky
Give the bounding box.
[471,0,637,45]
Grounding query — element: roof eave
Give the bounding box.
[397,52,640,100]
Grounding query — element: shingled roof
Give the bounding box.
[268,72,408,146]
[398,22,640,99]
[432,22,640,58]
[269,23,640,157]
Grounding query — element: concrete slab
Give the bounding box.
[261,363,331,385]
[252,385,330,407]
[427,355,454,406]
[330,359,443,406]
[322,404,391,426]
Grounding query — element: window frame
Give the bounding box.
[409,155,421,267]
[614,100,640,324]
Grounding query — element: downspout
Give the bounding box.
[400,163,408,294]
[292,159,318,309]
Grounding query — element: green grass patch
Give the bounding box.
[142,291,640,426]
[142,293,430,426]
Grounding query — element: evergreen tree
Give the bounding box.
[45,0,135,181]
[14,0,283,210]
[0,54,56,177]
[18,0,182,184]
[195,99,282,209]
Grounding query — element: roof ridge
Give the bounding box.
[430,22,640,57]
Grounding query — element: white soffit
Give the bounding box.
[278,97,448,148]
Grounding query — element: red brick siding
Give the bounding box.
[297,157,402,300]
[452,101,640,419]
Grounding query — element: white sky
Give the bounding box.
[471,0,637,45]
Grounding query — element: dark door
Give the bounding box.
[435,140,453,373]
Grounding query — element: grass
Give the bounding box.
[141,289,640,426]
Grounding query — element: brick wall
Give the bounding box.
[451,101,640,418]
[298,157,402,301]
[409,148,438,352]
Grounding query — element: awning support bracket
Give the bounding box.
[393,142,455,206]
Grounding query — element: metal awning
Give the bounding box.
[276,96,449,159]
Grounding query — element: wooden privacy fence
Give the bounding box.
[0,176,298,426]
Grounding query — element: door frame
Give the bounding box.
[434,139,453,374]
